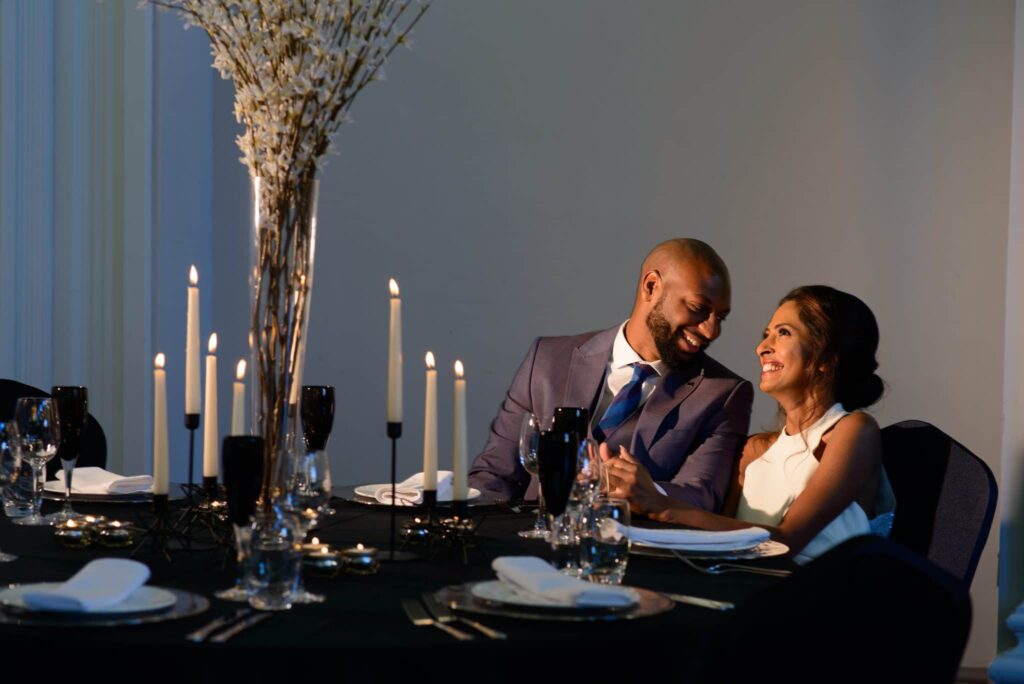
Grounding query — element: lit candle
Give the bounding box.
[185,266,201,416]
[231,359,247,435]
[453,360,468,501]
[423,352,438,491]
[387,279,403,424]
[153,353,169,496]
[203,333,219,479]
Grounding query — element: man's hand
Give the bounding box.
[599,443,667,517]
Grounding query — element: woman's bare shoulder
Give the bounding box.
[821,411,880,444]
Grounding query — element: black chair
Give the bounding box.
[881,419,997,586]
[0,379,107,479]
[690,535,972,683]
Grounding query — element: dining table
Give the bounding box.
[0,491,794,680]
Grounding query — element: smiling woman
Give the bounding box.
[605,285,895,565]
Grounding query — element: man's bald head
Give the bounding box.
[636,239,730,300]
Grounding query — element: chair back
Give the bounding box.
[690,535,972,683]
[880,419,997,586]
[0,379,108,478]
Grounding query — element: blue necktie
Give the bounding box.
[593,363,658,442]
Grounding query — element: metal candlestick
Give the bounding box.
[383,421,417,562]
[184,414,199,503]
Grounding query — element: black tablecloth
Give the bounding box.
[0,496,793,680]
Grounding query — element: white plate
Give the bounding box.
[352,484,482,505]
[0,584,177,615]
[44,480,152,496]
[631,539,789,560]
[469,580,639,610]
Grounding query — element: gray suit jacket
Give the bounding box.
[467,327,754,512]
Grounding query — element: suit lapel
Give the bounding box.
[633,359,705,451]
[560,327,618,418]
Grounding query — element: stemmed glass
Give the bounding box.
[11,397,60,526]
[274,447,332,604]
[216,436,264,601]
[517,413,551,539]
[0,421,21,560]
[47,386,87,524]
[574,438,604,508]
[537,424,579,573]
[301,385,335,515]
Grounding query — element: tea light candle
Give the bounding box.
[341,543,379,575]
[98,521,135,548]
[301,536,329,554]
[54,519,90,548]
[302,546,342,577]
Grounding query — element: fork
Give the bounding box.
[672,550,793,577]
[402,599,475,641]
[422,593,506,639]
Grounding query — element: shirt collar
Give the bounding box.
[612,321,668,377]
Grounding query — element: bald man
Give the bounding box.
[468,239,753,512]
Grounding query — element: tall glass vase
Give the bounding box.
[249,174,320,502]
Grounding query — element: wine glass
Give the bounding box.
[216,436,264,601]
[574,438,604,506]
[273,447,331,604]
[538,424,579,573]
[47,386,87,523]
[0,421,21,560]
[517,413,551,539]
[11,397,60,526]
[301,385,335,515]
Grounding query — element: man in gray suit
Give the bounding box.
[468,238,753,512]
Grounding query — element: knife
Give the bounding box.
[209,612,274,643]
[422,593,507,640]
[185,607,252,642]
[665,593,735,611]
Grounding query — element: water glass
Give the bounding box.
[1,421,32,519]
[12,397,60,526]
[580,497,630,585]
[244,511,302,611]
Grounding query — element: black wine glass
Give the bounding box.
[301,386,335,452]
[48,386,87,523]
[217,435,264,601]
[537,428,579,517]
[553,406,590,441]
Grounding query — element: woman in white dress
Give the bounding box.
[604,285,893,563]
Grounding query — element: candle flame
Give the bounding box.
[454,360,464,378]
[311,537,320,545]
[208,333,218,353]
[189,265,198,285]
[155,353,166,369]
[67,520,78,528]
[236,359,247,380]
[357,543,364,551]
[425,351,435,369]
[389,278,400,297]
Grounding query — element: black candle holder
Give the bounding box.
[132,494,179,562]
[382,421,418,562]
[184,414,199,504]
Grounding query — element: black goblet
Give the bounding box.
[553,406,590,441]
[537,429,578,517]
[301,385,335,452]
[49,386,88,523]
[217,435,264,601]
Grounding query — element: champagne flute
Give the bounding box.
[517,413,551,539]
[538,424,579,573]
[11,397,60,526]
[216,436,264,601]
[301,385,335,515]
[273,447,331,604]
[47,386,87,523]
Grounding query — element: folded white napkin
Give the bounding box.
[492,556,636,608]
[373,471,453,505]
[626,525,770,550]
[22,559,151,612]
[54,467,153,495]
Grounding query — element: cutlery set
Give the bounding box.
[670,550,793,578]
[186,608,273,643]
[403,595,507,641]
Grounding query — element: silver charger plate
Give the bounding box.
[0,586,209,627]
[435,582,673,622]
[334,485,503,508]
[630,539,789,560]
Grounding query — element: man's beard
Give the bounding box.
[645,298,698,372]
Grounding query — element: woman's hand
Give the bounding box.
[599,443,668,517]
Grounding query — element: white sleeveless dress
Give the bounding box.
[735,403,895,565]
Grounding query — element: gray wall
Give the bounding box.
[198,1,1012,666]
